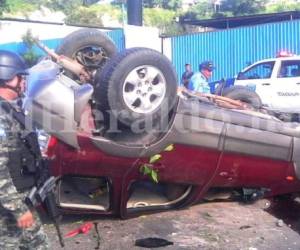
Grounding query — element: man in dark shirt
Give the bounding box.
[181,63,193,88]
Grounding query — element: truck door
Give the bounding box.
[271,60,300,112]
[234,61,275,108]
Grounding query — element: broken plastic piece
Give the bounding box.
[65,222,93,238]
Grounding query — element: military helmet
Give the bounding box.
[0,50,28,81]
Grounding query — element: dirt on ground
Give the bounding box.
[44,197,300,250]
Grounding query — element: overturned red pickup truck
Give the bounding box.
[23,30,300,219]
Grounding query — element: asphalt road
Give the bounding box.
[43,197,300,250]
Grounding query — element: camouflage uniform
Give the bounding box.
[0,101,49,250]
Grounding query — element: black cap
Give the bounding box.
[199,61,215,71]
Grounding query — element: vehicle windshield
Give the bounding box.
[237,61,275,80]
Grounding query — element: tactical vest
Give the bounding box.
[0,99,38,192]
[7,130,37,192]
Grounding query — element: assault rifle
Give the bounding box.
[25,171,65,247]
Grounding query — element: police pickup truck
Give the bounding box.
[220,52,300,120]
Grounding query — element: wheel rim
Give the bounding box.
[122,65,167,114]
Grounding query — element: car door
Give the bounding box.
[270,59,300,112]
[234,60,275,107]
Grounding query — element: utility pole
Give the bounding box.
[127,0,143,26]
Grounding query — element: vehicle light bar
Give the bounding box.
[276,50,295,57]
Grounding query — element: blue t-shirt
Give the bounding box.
[188,72,210,93]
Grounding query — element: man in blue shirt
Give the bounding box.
[188,61,215,93]
[181,63,193,88]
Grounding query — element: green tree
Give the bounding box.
[189,0,215,19]
[37,0,83,14]
[22,29,40,67]
[163,0,182,10]
[143,0,156,8]
[64,6,103,26]
[155,0,182,10]
[5,0,37,14]
[83,0,99,5]
[0,0,8,17]
[144,7,183,35]
[90,4,123,23]
[144,7,176,28]
[265,1,300,13]
[220,0,267,16]
[142,0,182,10]
[181,0,268,21]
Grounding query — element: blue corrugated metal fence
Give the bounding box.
[106,28,125,51]
[0,28,125,57]
[171,19,300,82]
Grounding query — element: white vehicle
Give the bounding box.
[222,51,300,120]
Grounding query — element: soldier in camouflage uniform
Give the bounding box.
[0,50,49,249]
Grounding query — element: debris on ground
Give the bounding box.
[65,222,93,238]
[239,225,252,230]
[277,220,284,227]
[135,238,173,248]
[45,201,300,250]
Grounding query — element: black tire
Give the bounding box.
[222,86,262,109]
[56,28,117,82]
[93,48,178,126]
